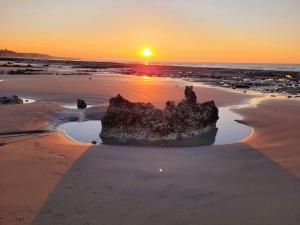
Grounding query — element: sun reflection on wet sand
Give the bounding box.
[141,75,152,81]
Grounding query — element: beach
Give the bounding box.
[2,0,300,224]
[0,74,300,225]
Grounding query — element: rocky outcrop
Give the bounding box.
[77,99,87,109]
[0,95,23,105]
[100,86,219,141]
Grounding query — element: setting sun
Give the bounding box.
[142,48,152,58]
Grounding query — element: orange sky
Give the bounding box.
[1,0,300,64]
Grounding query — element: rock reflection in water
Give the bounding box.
[101,128,218,147]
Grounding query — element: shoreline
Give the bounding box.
[1,57,300,72]
[1,58,299,96]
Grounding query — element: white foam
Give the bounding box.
[62,104,93,109]
[21,98,36,104]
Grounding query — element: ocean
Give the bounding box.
[156,62,300,72]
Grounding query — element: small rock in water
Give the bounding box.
[68,116,80,122]
[100,86,219,141]
[77,99,87,109]
[0,95,23,105]
[91,140,97,145]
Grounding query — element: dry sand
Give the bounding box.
[0,103,88,225]
[237,99,300,178]
[0,75,300,225]
[0,133,87,225]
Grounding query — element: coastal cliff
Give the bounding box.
[100,86,219,141]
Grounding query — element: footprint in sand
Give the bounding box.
[15,216,25,222]
[57,154,66,159]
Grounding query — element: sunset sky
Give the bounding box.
[1,0,300,63]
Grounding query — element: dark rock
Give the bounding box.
[100,86,219,141]
[0,143,6,147]
[234,83,250,89]
[165,101,176,110]
[0,96,23,105]
[184,86,197,104]
[77,99,87,109]
[234,120,249,125]
[91,140,97,145]
[68,116,80,122]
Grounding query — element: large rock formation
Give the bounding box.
[100,86,219,141]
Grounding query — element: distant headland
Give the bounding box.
[0,49,56,59]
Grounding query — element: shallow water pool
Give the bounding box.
[57,107,252,147]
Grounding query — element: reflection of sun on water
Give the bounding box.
[141,75,151,81]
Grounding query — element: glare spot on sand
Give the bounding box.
[159,168,163,173]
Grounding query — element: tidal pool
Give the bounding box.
[58,120,102,144]
[57,107,252,147]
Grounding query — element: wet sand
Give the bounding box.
[0,74,250,107]
[0,75,300,225]
[32,143,300,225]
[0,103,60,133]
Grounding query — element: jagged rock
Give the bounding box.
[0,96,23,105]
[185,86,197,104]
[100,86,219,141]
[77,99,87,109]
